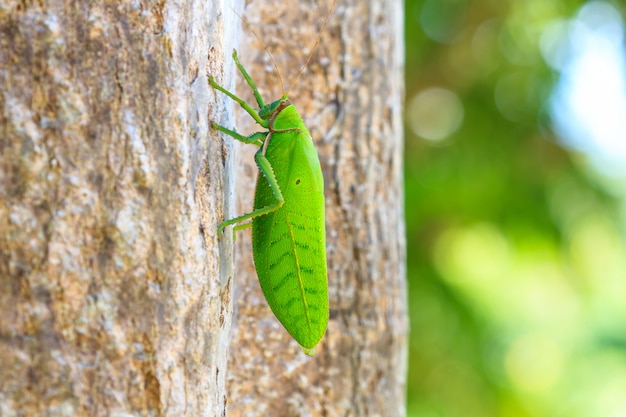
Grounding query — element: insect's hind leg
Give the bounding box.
[218,150,285,237]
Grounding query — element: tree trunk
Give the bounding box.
[225,0,408,416]
[0,0,406,415]
[1,0,235,415]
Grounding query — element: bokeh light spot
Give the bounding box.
[407,87,464,142]
[505,333,563,393]
[419,0,467,44]
[434,223,510,289]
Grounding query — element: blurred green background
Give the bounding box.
[404,0,626,416]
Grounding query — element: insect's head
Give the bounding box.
[259,97,291,120]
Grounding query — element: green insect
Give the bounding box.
[209,3,335,355]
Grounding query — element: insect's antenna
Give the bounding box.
[285,0,337,97]
[231,7,286,95]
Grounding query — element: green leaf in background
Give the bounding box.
[404,0,626,416]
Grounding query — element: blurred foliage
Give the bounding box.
[404,0,626,416]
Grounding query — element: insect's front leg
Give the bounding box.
[210,122,266,147]
[231,50,266,109]
[208,75,268,128]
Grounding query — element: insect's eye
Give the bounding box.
[295,179,301,185]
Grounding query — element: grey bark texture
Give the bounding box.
[224,0,408,416]
[1,0,235,415]
[0,0,407,415]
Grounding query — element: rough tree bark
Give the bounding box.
[0,0,406,415]
[224,0,407,416]
[1,0,236,415]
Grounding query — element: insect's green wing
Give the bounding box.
[252,105,328,350]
